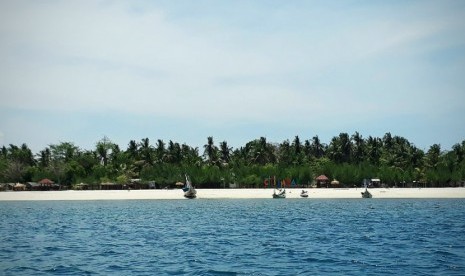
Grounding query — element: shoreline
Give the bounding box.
[1,188,465,201]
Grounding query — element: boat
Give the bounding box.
[361,187,372,198]
[272,188,286,198]
[182,174,197,199]
[300,190,309,198]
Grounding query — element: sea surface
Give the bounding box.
[1,198,464,275]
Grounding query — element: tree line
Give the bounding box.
[1,132,464,188]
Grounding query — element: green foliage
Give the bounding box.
[116,174,129,185]
[1,135,464,188]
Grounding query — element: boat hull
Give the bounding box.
[361,191,372,198]
[272,189,286,198]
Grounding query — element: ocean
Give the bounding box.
[1,199,464,275]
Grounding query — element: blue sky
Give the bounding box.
[1,0,464,154]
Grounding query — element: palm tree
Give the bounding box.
[247,137,276,165]
[277,140,293,166]
[96,136,114,167]
[127,140,138,160]
[219,141,232,166]
[155,139,166,163]
[311,136,325,158]
[327,133,351,164]
[203,136,218,166]
[38,148,51,168]
[292,135,303,165]
[383,132,394,152]
[181,144,202,166]
[425,144,441,170]
[366,136,382,165]
[139,138,154,166]
[452,142,464,165]
[49,142,79,163]
[339,133,352,163]
[166,140,180,164]
[351,132,365,164]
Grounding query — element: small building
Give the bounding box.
[316,175,329,188]
[74,183,89,190]
[13,183,26,191]
[100,182,122,190]
[26,182,41,191]
[370,178,381,188]
[38,178,55,190]
[330,179,340,187]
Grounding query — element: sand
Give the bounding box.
[0,188,464,201]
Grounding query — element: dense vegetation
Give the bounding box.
[1,132,464,188]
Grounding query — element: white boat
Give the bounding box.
[272,188,286,198]
[300,190,309,198]
[182,174,197,199]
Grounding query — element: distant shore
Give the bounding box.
[1,188,465,201]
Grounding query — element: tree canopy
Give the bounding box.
[1,133,464,188]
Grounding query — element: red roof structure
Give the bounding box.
[316,175,329,181]
[315,175,329,188]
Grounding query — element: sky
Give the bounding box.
[1,0,464,154]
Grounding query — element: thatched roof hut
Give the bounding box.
[316,175,329,188]
[14,183,26,191]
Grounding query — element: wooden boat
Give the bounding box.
[272,188,286,198]
[361,187,372,198]
[182,174,197,199]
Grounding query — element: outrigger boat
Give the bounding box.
[182,174,197,199]
[300,190,309,198]
[361,187,372,198]
[272,188,286,199]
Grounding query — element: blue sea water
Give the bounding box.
[1,199,464,275]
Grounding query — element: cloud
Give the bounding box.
[1,1,464,152]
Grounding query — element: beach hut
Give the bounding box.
[370,178,381,188]
[26,182,41,191]
[75,183,89,190]
[331,180,340,187]
[316,175,329,188]
[100,182,122,190]
[13,183,26,191]
[38,178,55,191]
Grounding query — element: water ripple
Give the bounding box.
[1,199,465,275]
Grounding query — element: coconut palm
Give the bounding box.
[219,141,232,166]
[96,136,114,167]
[203,136,219,166]
[351,132,365,164]
[139,138,154,166]
[155,139,166,163]
[311,135,325,158]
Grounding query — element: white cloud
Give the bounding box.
[1,0,464,151]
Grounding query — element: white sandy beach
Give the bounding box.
[0,188,464,201]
